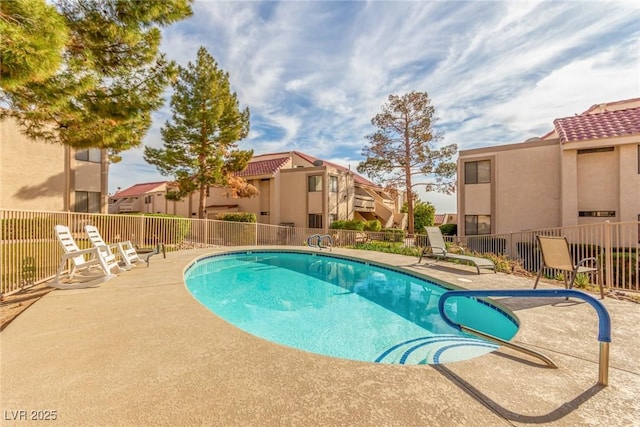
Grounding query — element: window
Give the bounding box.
[74,191,101,213]
[464,160,490,184]
[308,214,323,228]
[578,211,616,217]
[329,176,338,192]
[465,215,491,235]
[144,195,152,204]
[308,175,322,192]
[74,148,102,163]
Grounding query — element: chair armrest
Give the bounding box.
[63,247,100,260]
[576,257,598,268]
[430,246,447,256]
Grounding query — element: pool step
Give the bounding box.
[375,334,499,365]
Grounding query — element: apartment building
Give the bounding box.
[457,98,640,236]
[0,118,109,213]
[109,151,407,231]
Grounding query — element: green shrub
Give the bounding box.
[574,273,590,288]
[439,223,457,236]
[220,212,256,223]
[354,241,421,257]
[382,228,405,242]
[217,212,256,245]
[140,213,191,245]
[330,220,347,229]
[330,220,364,230]
[363,219,382,232]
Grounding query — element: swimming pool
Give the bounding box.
[184,250,519,365]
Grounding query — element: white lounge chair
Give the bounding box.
[85,225,143,269]
[52,225,121,289]
[419,227,496,274]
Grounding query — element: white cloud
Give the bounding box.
[109,0,640,214]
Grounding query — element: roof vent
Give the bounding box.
[312,160,323,166]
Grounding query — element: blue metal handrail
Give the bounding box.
[438,289,611,385]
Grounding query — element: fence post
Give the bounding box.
[603,221,612,290]
[254,222,258,246]
[139,214,145,247]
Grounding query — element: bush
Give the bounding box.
[217,212,256,245]
[138,213,191,245]
[220,212,256,223]
[382,228,404,242]
[363,220,382,232]
[354,241,421,257]
[439,223,457,236]
[330,220,364,231]
[330,220,347,229]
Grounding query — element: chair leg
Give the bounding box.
[596,270,604,300]
[533,267,543,289]
[565,272,574,300]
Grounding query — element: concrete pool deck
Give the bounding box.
[1,247,639,426]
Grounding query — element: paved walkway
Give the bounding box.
[1,247,639,426]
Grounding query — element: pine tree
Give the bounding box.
[144,47,256,219]
[0,0,68,90]
[0,0,193,158]
[357,92,457,236]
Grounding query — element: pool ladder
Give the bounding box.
[307,234,333,251]
[438,289,611,386]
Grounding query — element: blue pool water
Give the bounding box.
[184,251,519,365]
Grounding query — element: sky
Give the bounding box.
[108,0,640,213]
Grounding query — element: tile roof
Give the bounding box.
[111,181,167,198]
[553,106,640,143]
[243,151,381,188]
[433,214,446,225]
[236,157,290,177]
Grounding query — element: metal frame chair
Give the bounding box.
[533,235,604,299]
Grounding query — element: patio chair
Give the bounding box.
[418,227,496,274]
[85,225,143,269]
[52,225,121,289]
[533,235,603,299]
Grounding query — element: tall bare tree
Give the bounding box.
[357,91,457,236]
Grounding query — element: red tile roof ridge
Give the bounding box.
[553,106,640,143]
[236,156,290,177]
[581,97,640,115]
[111,181,168,198]
[540,98,640,140]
